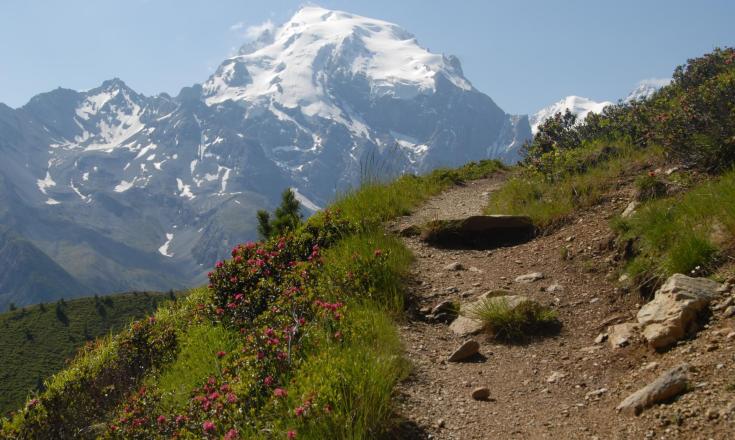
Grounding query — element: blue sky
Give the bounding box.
[1,0,733,114]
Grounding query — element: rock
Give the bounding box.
[608,323,639,348]
[471,387,490,401]
[585,388,608,400]
[724,305,735,317]
[594,333,608,344]
[449,315,487,337]
[641,362,659,371]
[444,262,465,271]
[468,266,484,273]
[419,306,432,315]
[621,201,640,219]
[636,274,722,349]
[515,272,545,283]
[419,215,535,248]
[546,371,566,383]
[727,331,735,340]
[431,300,455,315]
[616,364,690,415]
[447,339,480,362]
[545,283,564,293]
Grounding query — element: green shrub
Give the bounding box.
[635,172,668,201]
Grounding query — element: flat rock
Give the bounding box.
[616,364,690,415]
[515,272,545,283]
[608,322,639,348]
[471,387,490,401]
[621,201,639,219]
[447,339,480,362]
[431,300,455,315]
[420,215,535,248]
[637,274,722,349]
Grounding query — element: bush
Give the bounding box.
[635,172,668,201]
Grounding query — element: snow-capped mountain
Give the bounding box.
[530,78,671,134]
[0,6,530,309]
[624,78,671,103]
[530,96,613,134]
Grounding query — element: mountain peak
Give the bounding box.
[205,7,471,115]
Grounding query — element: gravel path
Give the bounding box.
[390,176,735,439]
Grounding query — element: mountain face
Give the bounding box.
[0,6,530,308]
[530,79,671,134]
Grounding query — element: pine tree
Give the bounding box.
[256,189,303,239]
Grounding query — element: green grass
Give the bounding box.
[485,144,662,230]
[273,305,409,440]
[152,323,241,412]
[466,297,560,341]
[334,159,505,227]
[616,169,735,283]
[0,290,179,415]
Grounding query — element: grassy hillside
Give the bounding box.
[0,291,177,415]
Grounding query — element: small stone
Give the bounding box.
[471,387,491,401]
[726,331,735,340]
[515,272,545,283]
[419,306,432,315]
[585,388,607,400]
[436,419,446,428]
[706,409,719,420]
[641,362,659,371]
[547,371,566,383]
[469,266,484,273]
[608,323,639,348]
[431,300,455,315]
[594,333,608,344]
[545,283,564,293]
[616,364,690,416]
[448,339,480,362]
[724,305,735,317]
[444,262,465,271]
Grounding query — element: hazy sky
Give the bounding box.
[1,0,733,114]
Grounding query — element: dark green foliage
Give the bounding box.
[256,189,304,239]
[522,47,735,174]
[0,291,175,415]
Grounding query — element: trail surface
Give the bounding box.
[392,176,735,439]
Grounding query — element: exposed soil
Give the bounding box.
[390,176,735,439]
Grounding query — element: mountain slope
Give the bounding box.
[0,6,530,307]
[530,95,613,134]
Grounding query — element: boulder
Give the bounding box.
[447,339,480,362]
[420,215,534,248]
[608,323,639,348]
[637,274,722,349]
[616,364,690,415]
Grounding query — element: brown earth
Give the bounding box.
[390,176,735,439]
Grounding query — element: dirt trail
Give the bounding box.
[391,176,735,439]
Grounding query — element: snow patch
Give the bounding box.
[158,233,174,257]
[114,179,135,193]
[290,187,321,211]
[37,171,56,195]
[176,178,196,200]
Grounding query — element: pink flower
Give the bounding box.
[274,388,287,398]
[226,392,237,404]
[216,261,224,268]
[216,350,226,358]
[287,430,297,439]
[175,415,186,425]
[27,399,39,408]
[215,307,224,315]
[374,248,383,256]
[257,350,265,360]
[203,420,216,433]
[294,406,305,417]
[148,316,156,324]
[264,375,274,386]
[208,391,220,401]
[224,429,239,440]
[157,415,167,424]
[227,302,237,309]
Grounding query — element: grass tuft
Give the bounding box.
[467,297,560,341]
